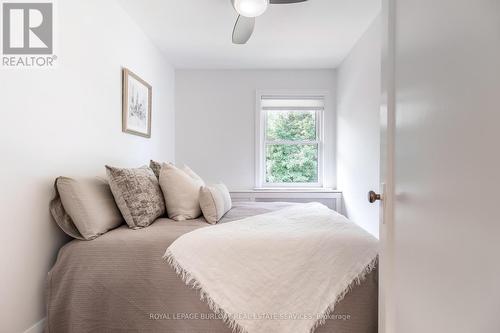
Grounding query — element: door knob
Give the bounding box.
[368,191,382,203]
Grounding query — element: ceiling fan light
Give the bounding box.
[233,0,268,17]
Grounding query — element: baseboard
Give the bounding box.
[24,318,46,333]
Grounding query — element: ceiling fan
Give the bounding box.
[231,0,308,44]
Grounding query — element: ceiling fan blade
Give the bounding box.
[232,15,255,44]
[269,0,308,3]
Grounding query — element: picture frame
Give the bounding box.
[122,68,152,138]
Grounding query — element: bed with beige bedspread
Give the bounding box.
[46,202,378,333]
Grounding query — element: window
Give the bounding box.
[256,92,325,188]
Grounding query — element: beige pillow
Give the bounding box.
[159,163,204,221]
[199,184,232,224]
[106,165,165,229]
[49,177,123,240]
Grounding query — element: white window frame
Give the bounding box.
[255,90,327,189]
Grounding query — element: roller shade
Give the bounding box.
[260,95,325,110]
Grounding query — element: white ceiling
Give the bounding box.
[118,0,380,69]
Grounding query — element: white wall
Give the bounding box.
[175,70,336,190]
[0,1,175,332]
[336,17,381,237]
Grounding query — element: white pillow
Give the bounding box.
[159,163,205,221]
[199,183,232,224]
[181,165,204,183]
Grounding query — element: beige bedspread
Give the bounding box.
[46,202,377,333]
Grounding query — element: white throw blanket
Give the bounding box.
[164,203,378,333]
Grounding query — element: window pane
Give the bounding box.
[266,111,316,141]
[266,144,318,183]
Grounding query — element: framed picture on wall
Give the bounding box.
[122,68,152,138]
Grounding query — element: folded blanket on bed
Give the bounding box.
[164,202,378,333]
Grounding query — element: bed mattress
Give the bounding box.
[46,202,377,333]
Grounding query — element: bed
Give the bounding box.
[46,202,378,333]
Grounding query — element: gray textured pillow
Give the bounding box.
[150,160,174,179]
[50,177,124,240]
[149,160,162,179]
[106,165,165,229]
[199,183,232,224]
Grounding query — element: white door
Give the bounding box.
[377,1,396,332]
[379,0,500,332]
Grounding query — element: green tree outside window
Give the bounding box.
[265,111,319,183]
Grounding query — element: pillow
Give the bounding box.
[106,165,165,229]
[149,160,162,179]
[150,160,174,179]
[49,177,123,240]
[181,165,204,183]
[159,163,204,221]
[199,183,232,224]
